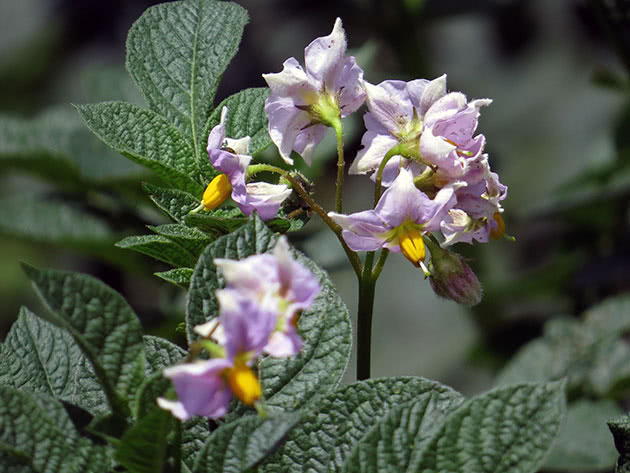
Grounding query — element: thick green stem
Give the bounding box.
[333,120,345,213]
[357,251,376,381]
[172,419,182,473]
[246,163,362,277]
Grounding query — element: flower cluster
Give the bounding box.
[262,19,508,304]
[158,237,319,420]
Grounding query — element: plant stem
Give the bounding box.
[371,249,389,280]
[374,145,404,206]
[333,120,345,213]
[172,419,182,473]
[357,251,376,380]
[246,163,362,277]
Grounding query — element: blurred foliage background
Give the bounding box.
[1,0,629,418]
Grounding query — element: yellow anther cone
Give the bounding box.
[202,174,232,211]
[399,228,425,267]
[226,363,261,406]
[490,212,505,240]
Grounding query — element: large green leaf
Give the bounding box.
[407,381,566,473]
[186,216,352,410]
[76,102,202,194]
[205,87,272,156]
[0,194,117,247]
[194,413,300,473]
[544,399,621,471]
[143,335,187,374]
[0,106,144,184]
[0,387,112,473]
[116,234,197,268]
[142,183,201,223]
[22,265,146,414]
[126,0,248,160]
[148,223,212,257]
[261,377,463,473]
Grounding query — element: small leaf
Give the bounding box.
[261,377,463,473]
[149,223,212,257]
[126,0,248,159]
[115,408,173,473]
[184,209,248,234]
[22,265,146,414]
[187,216,352,411]
[545,399,621,471]
[584,293,630,337]
[116,234,197,268]
[76,102,203,194]
[0,387,112,473]
[142,182,201,223]
[143,335,187,374]
[194,413,300,473]
[408,381,566,473]
[609,414,630,473]
[0,194,117,247]
[205,87,272,156]
[155,268,194,288]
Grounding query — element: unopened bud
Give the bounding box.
[425,239,482,306]
[202,174,232,211]
[226,362,261,406]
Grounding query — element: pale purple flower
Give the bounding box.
[349,75,447,181]
[328,168,459,253]
[263,18,365,165]
[214,236,320,357]
[441,165,508,246]
[157,358,232,420]
[207,107,291,220]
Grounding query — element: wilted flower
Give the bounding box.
[207,107,291,220]
[329,168,458,267]
[263,18,365,165]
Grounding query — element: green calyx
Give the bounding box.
[297,91,341,129]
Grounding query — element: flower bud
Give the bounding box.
[226,362,261,406]
[426,239,482,306]
[202,174,232,211]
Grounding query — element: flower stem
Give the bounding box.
[357,251,376,380]
[246,163,363,277]
[333,120,345,214]
[374,144,404,206]
[371,248,389,280]
[172,419,182,473]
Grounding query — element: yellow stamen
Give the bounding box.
[226,363,261,406]
[399,228,426,267]
[490,212,505,240]
[202,174,231,211]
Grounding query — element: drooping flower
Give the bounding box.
[440,164,508,246]
[263,18,365,165]
[329,168,459,267]
[213,236,320,357]
[158,290,276,420]
[207,107,292,220]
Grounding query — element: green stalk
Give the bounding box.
[357,251,376,381]
[333,120,345,213]
[374,144,404,206]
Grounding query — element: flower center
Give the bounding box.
[489,212,505,239]
[202,174,232,211]
[380,220,426,266]
[226,362,261,406]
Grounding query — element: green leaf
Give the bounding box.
[0,106,144,184]
[184,209,248,234]
[205,88,272,156]
[0,387,112,473]
[584,293,630,337]
[609,414,630,473]
[143,335,187,374]
[142,182,201,223]
[149,223,212,257]
[126,0,248,160]
[187,216,352,410]
[155,268,194,288]
[544,399,621,471]
[0,194,117,247]
[261,377,463,473]
[194,413,300,473]
[408,381,566,473]
[115,408,172,473]
[22,265,146,415]
[76,102,203,194]
[116,234,197,268]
